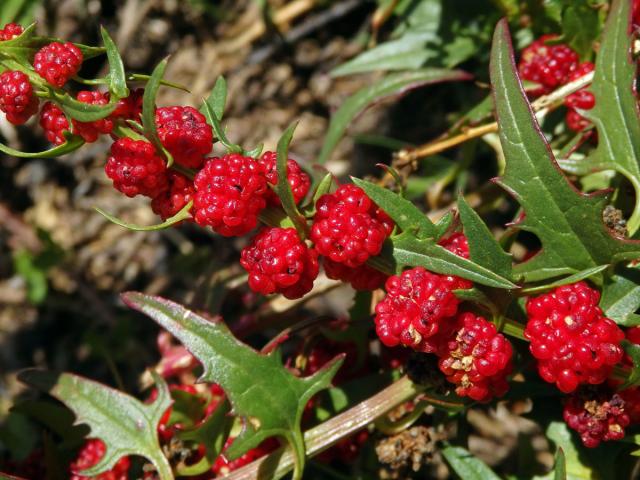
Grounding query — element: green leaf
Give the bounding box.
[0,0,38,25]
[352,177,436,238]
[600,267,640,326]
[101,27,128,99]
[458,195,512,280]
[200,76,227,120]
[0,133,84,159]
[142,59,174,167]
[121,293,344,480]
[376,233,517,289]
[435,211,455,240]
[490,19,640,283]
[620,340,640,389]
[543,422,594,480]
[305,173,333,213]
[276,122,307,237]
[442,445,501,480]
[95,200,193,232]
[19,370,174,480]
[584,0,640,235]
[553,448,567,480]
[200,96,243,154]
[317,69,471,164]
[561,1,602,60]
[53,92,117,122]
[521,265,610,295]
[176,399,232,476]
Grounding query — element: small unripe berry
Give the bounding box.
[156,106,213,169]
[151,172,195,221]
[240,227,319,299]
[105,138,169,198]
[0,70,38,125]
[34,41,83,87]
[323,257,387,291]
[311,184,393,267]
[193,154,268,237]
[258,151,311,206]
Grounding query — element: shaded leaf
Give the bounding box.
[19,370,173,479]
[94,200,193,232]
[490,19,640,283]
[352,177,436,238]
[0,133,83,158]
[584,0,640,235]
[121,293,344,479]
[53,92,116,122]
[521,265,610,295]
[318,69,471,163]
[442,445,501,480]
[554,448,567,480]
[601,267,640,326]
[543,422,593,480]
[621,341,640,389]
[458,195,512,280]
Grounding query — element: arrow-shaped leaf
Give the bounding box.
[18,369,173,479]
[121,292,344,480]
[490,19,640,283]
[601,267,640,326]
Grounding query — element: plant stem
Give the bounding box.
[223,376,424,480]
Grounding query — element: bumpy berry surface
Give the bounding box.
[0,23,23,41]
[564,62,595,132]
[518,35,579,96]
[437,312,513,402]
[324,257,387,291]
[311,184,393,267]
[240,227,319,299]
[525,282,624,393]
[40,101,70,145]
[105,138,169,198]
[33,41,83,87]
[156,106,213,169]
[300,337,362,384]
[193,154,268,236]
[438,232,473,290]
[70,439,130,480]
[109,87,144,121]
[213,437,279,476]
[72,91,114,142]
[151,172,195,220]
[0,70,38,125]
[563,388,630,448]
[374,267,460,353]
[258,151,311,206]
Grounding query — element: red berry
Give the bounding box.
[193,154,268,237]
[0,70,38,125]
[438,232,473,290]
[627,326,640,345]
[518,35,579,96]
[311,184,393,267]
[525,282,624,393]
[70,439,130,480]
[324,257,387,291]
[72,91,114,142]
[0,23,23,41]
[300,337,363,384]
[240,227,319,299]
[151,172,195,221]
[213,436,279,475]
[374,267,460,353]
[156,106,213,169]
[437,312,513,402]
[564,62,595,132]
[109,87,144,121]
[105,138,169,198]
[563,388,630,448]
[34,41,83,88]
[40,102,70,145]
[258,151,311,206]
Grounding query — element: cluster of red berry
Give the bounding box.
[517,34,595,132]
